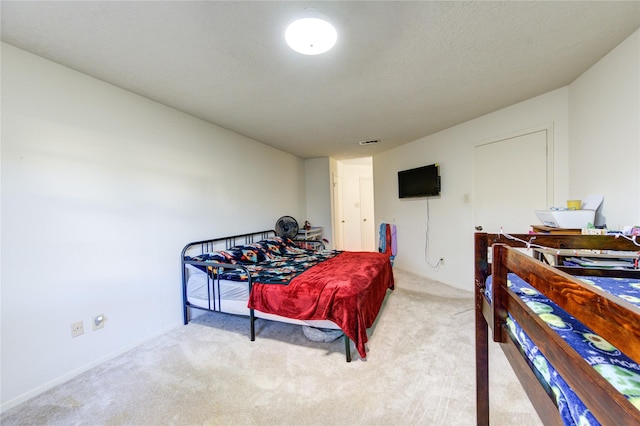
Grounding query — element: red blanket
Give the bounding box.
[247,251,394,358]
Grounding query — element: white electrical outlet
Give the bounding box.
[92,314,105,331]
[71,321,84,338]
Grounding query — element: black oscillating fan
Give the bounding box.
[274,216,299,239]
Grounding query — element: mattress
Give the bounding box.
[486,274,640,425]
[185,264,339,329]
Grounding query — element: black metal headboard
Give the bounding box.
[181,229,275,259]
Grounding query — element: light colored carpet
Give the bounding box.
[1,269,541,425]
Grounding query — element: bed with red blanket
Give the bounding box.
[181,230,394,361]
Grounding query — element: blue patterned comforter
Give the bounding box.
[486,274,640,425]
[185,236,341,284]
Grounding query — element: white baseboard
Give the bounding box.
[1,321,182,413]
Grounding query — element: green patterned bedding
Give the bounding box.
[486,274,640,425]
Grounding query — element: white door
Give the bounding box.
[359,177,376,251]
[474,128,552,234]
[343,175,362,251]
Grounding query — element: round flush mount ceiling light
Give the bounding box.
[285,9,337,55]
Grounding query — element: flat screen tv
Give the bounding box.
[398,163,441,198]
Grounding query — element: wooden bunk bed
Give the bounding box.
[475,232,640,425]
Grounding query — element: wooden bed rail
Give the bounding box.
[475,232,640,425]
[494,244,640,363]
[483,232,640,251]
[493,244,640,424]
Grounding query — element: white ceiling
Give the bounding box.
[1,1,638,160]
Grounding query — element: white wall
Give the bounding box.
[374,88,569,290]
[0,43,306,409]
[569,30,640,229]
[373,29,639,291]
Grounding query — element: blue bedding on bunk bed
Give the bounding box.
[486,274,640,425]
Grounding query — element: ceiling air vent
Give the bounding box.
[358,139,380,146]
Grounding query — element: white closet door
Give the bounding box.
[474,128,551,234]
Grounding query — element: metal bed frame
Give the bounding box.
[179,230,355,361]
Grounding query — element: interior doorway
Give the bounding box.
[333,157,376,251]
